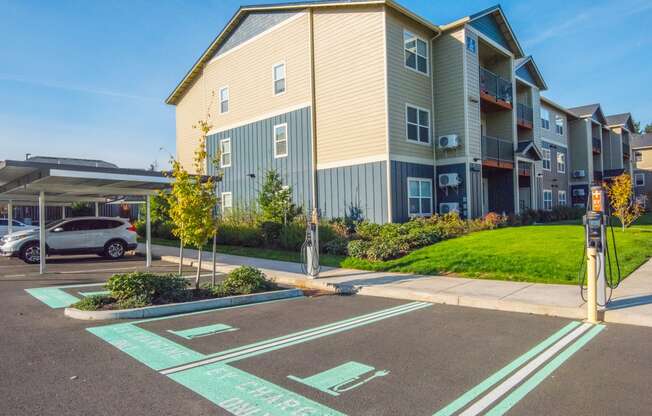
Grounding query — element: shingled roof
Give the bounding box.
[632,133,652,149]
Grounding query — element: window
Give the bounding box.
[558,190,567,206]
[404,30,429,75]
[542,148,551,171]
[407,178,432,216]
[635,173,645,187]
[466,36,476,53]
[406,104,430,144]
[219,86,229,114]
[541,109,550,130]
[543,190,553,211]
[635,151,643,162]
[273,123,288,158]
[556,152,566,174]
[220,138,232,167]
[273,63,286,95]
[221,192,233,214]
[555,115,564,135]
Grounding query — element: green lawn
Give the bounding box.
[340,215,652,285]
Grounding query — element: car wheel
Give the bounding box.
[21,242,40,264]
[104,240,126,260]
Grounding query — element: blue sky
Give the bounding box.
[1,0,651,169]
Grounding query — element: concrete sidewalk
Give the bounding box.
[139,243,652,327]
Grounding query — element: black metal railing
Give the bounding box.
[480,67,513,103]
[592,137,601,153]
[517,103,533,126]
[482,135,514,164]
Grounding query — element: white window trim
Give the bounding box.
[272,61,286,96]
[219,86,229,115]
[407,177,433,217]
[273,123,289,159]
[556,152,566,174]
[542,148,551,171]
[555,115,564,136]
[220,138,232,168]
[543,189,553,211]
[635,151,643,162]
[405,103,431,146]
[403,29,430,76]
[541,109,550,130]
[558,190,567,206]
[221,192,233,212]
[635,173,645,187]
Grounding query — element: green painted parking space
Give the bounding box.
[86,296,606,416]
[25,283,105,308]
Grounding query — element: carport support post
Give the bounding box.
[38,191,46,274]
[145,195,152,269]
[94,202,99,217]
[7,200,13,235]
[61,205,66,219]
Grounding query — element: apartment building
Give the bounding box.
[604,113,635,178]
[168,0,638,222]
[632,133,652,210]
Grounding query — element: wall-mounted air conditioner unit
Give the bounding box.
[438,173,461,188]
[572,170,586,178]
[439,202,460,214]
[572,189,586,197]
[438,135,459,149]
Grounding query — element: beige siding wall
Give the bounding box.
[433,28,466,160]
[313,5,387,166]
[465,29,482,161]
[540,101,568,147]
[569,119,590,182]
[175,12,312,171]
[636,148,652,169]
[385,7,436,163]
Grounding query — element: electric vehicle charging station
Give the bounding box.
[302,207,320,279]
[581,184,622,322]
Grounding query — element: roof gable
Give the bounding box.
[606,113,635,132]
[467,5,524,58]
[568,104,607,125]
[516,141,543,160]
[515,56,547,90]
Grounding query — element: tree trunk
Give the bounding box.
[212,233,217,287]
[178,239,184,276]
[195,248,202,290]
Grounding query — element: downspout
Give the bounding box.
[308,8,318,215]
[430,29,442,216]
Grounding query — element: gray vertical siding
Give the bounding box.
[317,161,388,224]
[207,106,312,212]
[470,14,510,50]
[215,11,298,58]
[391,160,435,223]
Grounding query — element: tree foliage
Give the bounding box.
[605,174,644,231]
[257,170,300,224]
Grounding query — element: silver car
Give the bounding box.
[0,217,138,264]
[0,218,36,237]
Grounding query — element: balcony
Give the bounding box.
[623,143,630,160]
[482,135,514,169]
[592,137,601,154]
[516,103,533,129]
[480,67,513,111]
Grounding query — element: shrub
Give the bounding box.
[356,222,382,240]
[261,221,283,245]
[216,223,263,247]
[323,236,349,255]
[212,266,277,297]
[106,272,189,305]
[318,222,341,249]
[278,223,305,251]
[347,239,371,258]
[72,295,113,311]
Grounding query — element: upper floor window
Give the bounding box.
[542,148,551,171]
[220,138,231,168]
[219,86,229,114]
[408,177,432,216]
[541,109,550,130]
[466,36,476,53]
[406,104,430,144]
[556,152,566,174]
[273,62,286,95]
[404,30,429,75]
[635,151,643,162]
[555,115,564,135]
[543,190,553,211]
[635,173,645,187]
[273,123,288,158]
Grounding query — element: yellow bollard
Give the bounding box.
[587,247,598,323]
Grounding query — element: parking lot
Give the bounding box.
[3,255,652,415]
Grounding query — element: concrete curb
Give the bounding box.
[64,288,303,320]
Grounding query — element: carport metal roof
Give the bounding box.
[0,159,171,203]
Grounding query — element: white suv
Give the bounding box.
[0,218,36,237]
[0,217,138,264]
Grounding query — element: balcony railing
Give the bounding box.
[516,103,533,128]
[480,67,513,104]
[592,137,601,154]
[623,143,630,159]
[482,135,514,167]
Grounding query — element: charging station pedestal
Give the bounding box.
[584,185,607,322]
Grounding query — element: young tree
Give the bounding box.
[605,174,645,231]
[257,170,300,224]
[166,120,220,288]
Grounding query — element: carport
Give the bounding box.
[0,159,172,274]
